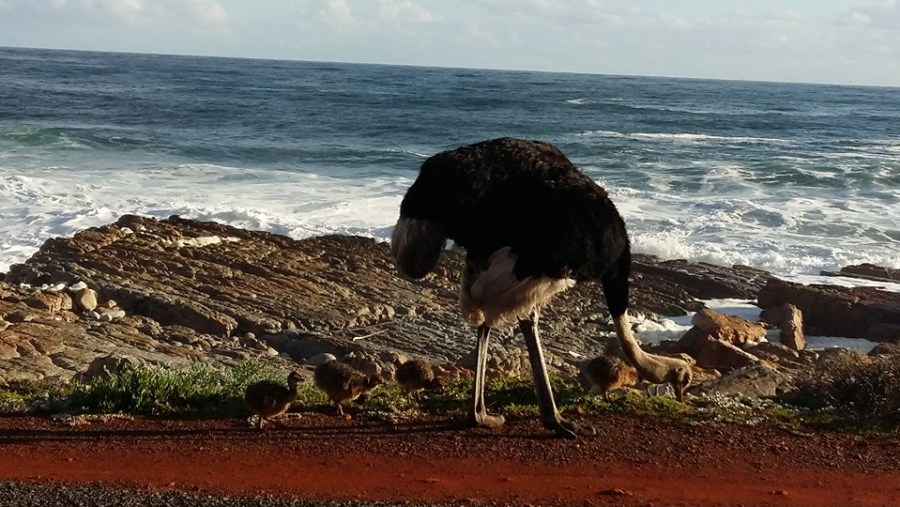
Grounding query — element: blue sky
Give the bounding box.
[1,0,899,86]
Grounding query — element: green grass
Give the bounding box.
[0,379,71,414]
[67,360,298,416]
[0,359,897,436]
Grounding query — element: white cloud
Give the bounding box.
[315,0,360,29]
[185,0,229,26]
[34,0,230,27]
[845,0,900,30]
[84,0,143,21]
[473,0,625,25]
[378,0,437,24]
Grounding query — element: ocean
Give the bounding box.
[1,46,899,281]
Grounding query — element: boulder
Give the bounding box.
[77,355,144,383]
[758,278,900,341]
[869,342,900,357]
[778,304,805,351]
[762,303,805,351]
[677,332,760,372]
[742,342,807,369]
[675,309,766,371]
[73,288,98,312]
[690,308,766,345]
[301,352,337,366]
[689,363,796,398]
[821,263,900,283]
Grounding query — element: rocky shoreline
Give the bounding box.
[1,215,898,397]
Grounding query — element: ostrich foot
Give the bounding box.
[545,417,596,439]
[470,412,506,429]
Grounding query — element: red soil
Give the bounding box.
[1,413,898,506]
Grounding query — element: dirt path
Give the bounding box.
[1,413,898,506]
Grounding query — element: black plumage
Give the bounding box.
[394,137,631,317]
[392,138,635,438]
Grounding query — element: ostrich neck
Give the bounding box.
[613,314,648,363]
[613,313,666,382]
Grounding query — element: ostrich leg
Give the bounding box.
[469,324,506,428]
[519,309,596,439]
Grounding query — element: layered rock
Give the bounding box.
[1,215,771,383]
[760,303,806,351]
[674,309,765,371]
[758,278,900,341]
[821,263,900,283]
[0,214,893,402]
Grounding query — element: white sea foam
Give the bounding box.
[0,163,408,272]
[577,129,788,145]
[604,177,900,277]
[1,158,898,281]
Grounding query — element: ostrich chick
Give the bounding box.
[314,360,383,416]
[581,355,639,401]
[244,371,303,429]
[396,359,442,405]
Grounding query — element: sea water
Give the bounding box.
[2,47,898,284]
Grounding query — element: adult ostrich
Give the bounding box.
[391,137,635,439]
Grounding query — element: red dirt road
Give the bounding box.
[1,413,898,506]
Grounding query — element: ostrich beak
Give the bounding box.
[674,384,685,402]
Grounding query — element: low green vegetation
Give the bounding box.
[0,356,897,435]
[781,354,900,432]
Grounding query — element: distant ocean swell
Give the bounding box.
[0,47,898,276]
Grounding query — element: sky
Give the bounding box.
[1,0,899,86]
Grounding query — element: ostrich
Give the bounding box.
[313,360,384,417]
[391,137,692,438]
[244,371,303,429]
[581,355,639,401]
[395,359,442,405]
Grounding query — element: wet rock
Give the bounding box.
[869,342,900,357]
[631,257,773,301]
[778,304,805,351]
[762,303,806,351]
[822,263,900,283]
[758,278,900,341]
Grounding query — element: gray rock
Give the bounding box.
[302,353,337,366]
[690,363,796,398]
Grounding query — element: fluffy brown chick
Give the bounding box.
[395,359,442,405]
[581,355,639,401]
[313,360,383,416]
[244,371,303,429]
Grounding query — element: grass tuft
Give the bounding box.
[1,356,897,436]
